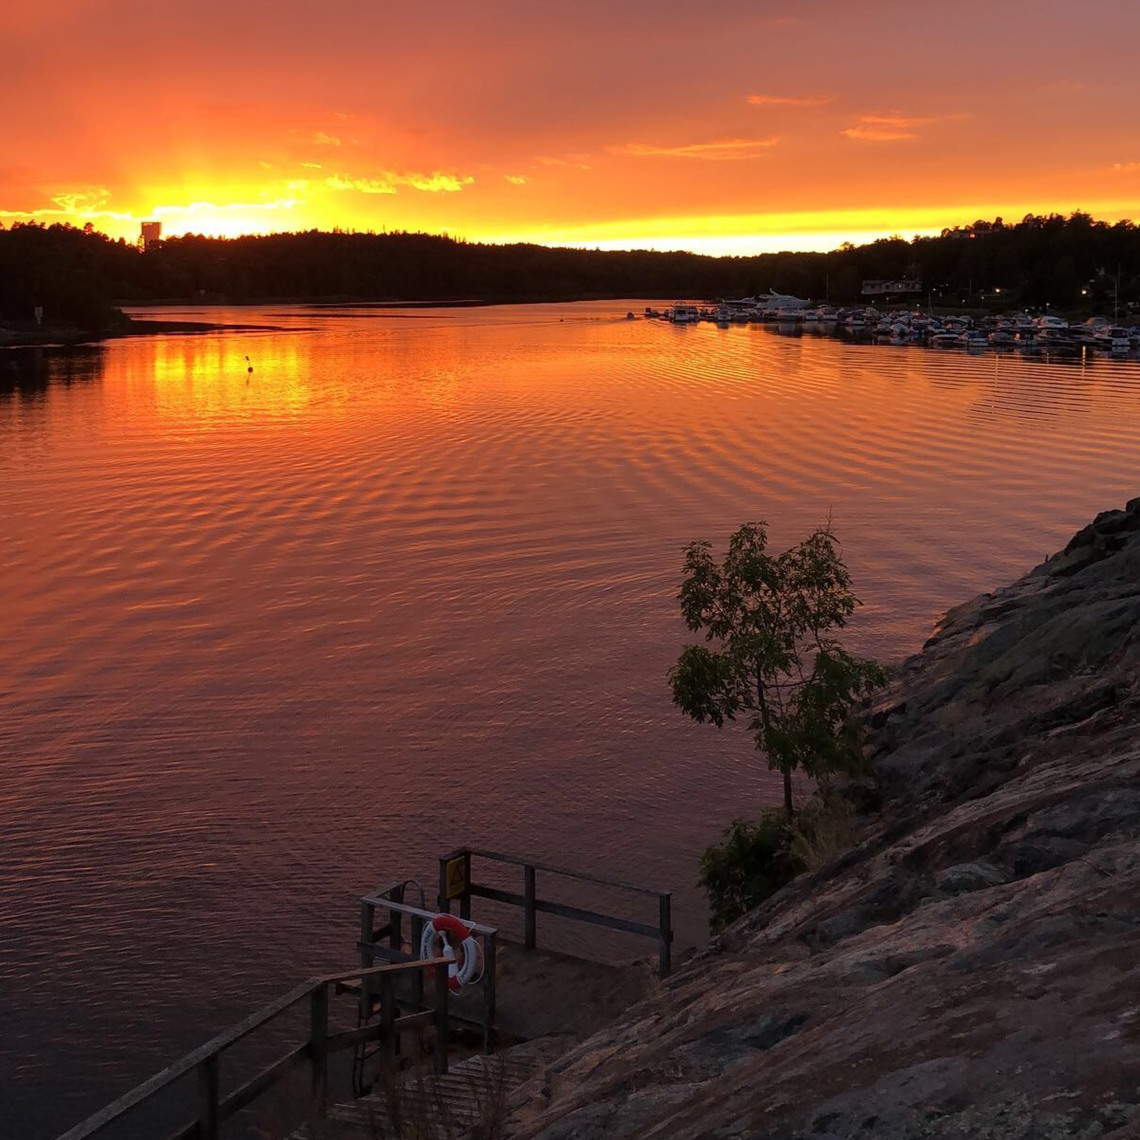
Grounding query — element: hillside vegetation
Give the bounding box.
[2,212,1139,328]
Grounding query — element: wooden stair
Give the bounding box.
[296,1037,567,1139]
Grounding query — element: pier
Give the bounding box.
[55,848,673,1140]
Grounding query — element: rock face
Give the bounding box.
[506,498,1140,1139]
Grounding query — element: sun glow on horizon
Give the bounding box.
[5,1,1140,259]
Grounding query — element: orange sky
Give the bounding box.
[3,0,1140,254]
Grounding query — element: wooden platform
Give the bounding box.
[454,937,650,1041]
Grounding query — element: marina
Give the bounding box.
[645,292,1140,358]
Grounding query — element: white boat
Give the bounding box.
[1093,326,1131,353]
[759,289,811,311]
[670,304,700,324]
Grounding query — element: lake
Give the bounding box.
[3,301,1140,1138]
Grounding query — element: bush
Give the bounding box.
[699,794,860,933]
[698,811,804,934]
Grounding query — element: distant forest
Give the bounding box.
[2,211,1140,329]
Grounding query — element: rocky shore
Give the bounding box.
[505,499,1140,1139]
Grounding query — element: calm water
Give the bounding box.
[3,301,1140,1138]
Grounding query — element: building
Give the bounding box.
[861,278,923,298]
[139,221,162,250]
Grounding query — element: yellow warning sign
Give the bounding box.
[445,856,469,900]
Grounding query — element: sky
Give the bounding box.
[3,0,1140,254]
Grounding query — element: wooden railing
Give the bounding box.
[55,958,452,1140]
[438,848,673,976]
[358,887,500,1050]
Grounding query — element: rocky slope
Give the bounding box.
[505,498,1140,1139]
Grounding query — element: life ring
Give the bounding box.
[420,913,481,991]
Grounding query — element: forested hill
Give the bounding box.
[2,211,1139,328]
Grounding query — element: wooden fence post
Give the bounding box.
[438,857,450,914]
[524,865,536,950]
[484,931,497,1052]
[433,962,450,1075]
[309,983,329,1117]
[410,913,425,1010]
[379,972,396,1069]
[196,1054,220,1140]
[658,893,672,977]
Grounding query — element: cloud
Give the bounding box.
[312,132,342,146]
[747,94,832,106]
[504,174,527,185]
[403,172,473,192]
[615,137,779,160]
[536,155,592,170]
[0,186,135,222]
[843,124,918,141]
[843,112,963,142]
[51,187,113,214]
[326,175,396,195]
[153,198,302,215]
[1112,161,1140,173]
[326,171,474,195]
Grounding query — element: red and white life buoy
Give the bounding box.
[419,913,481,991]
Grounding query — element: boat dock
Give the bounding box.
[55,847,673,1140]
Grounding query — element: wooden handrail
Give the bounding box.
[443,846,671,897]
[439,848,673,976]
[55,957,453,1140]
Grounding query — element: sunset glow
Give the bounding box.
[3,0,1140,251]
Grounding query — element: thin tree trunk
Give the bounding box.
[783,769,794,817]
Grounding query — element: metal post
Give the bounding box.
[524,865,536,950]
[658,893,672,977]
[310,983,329,1117]
[196,1054,220,1140]
[433,962,449,1075]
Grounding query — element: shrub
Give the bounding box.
[698,811,804,934]
[699,794,860,933]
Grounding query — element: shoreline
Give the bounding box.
[0,317,290,348]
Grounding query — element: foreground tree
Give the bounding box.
[669,521,887,816]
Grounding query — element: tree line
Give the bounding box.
[3,210,1140,329]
